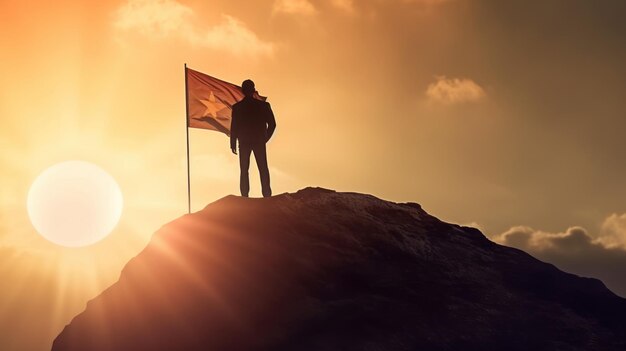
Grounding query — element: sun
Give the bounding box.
[27,161,123,247]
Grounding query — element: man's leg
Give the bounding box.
[253,143,272,197]
[239,144,252,197]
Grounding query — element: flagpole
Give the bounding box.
[184,63,191,214]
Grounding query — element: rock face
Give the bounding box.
[52,188,626,351]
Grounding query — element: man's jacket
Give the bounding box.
[230,96,276,149]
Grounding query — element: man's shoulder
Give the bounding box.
[234,98,270,110]
[249,99,271,111]
[249,98,269,105]
[258,99,271,109]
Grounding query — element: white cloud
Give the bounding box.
[461,222,484,231]
[190,15,274,56]
[114,0,274,57]
[497,213,626,252]
[497,226,594,253]
[425,76,486,105]
[271,0,446,18]
[114,0,192,37]
[273,0,317,15]
[600,213,626,248]
[494,218,626,297]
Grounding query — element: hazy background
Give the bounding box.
[2,0,626,350]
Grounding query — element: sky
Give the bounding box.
[2,0,626,350]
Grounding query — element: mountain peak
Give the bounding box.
[53,188,626,351]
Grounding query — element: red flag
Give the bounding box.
[185,68,266,136]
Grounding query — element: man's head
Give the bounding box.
[242,79,255,97]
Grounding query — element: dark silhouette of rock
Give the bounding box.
[52,188,626,351]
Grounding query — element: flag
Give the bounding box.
[185,67,266,136]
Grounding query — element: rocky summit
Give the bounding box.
[53,188,626,351]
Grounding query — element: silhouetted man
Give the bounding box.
[230,79,276,197]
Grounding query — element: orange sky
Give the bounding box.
[2,1,626,350]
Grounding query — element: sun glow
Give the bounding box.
[27,161,124,247]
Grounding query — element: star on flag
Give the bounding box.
[199,92,228,120]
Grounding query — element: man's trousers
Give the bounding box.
[239,142,272,197]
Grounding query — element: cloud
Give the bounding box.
[600,213,626,248]
[114,0,274,57]
[461,222,484,231]
[499,226,594,253]
[114,0,192,37]
[495,221,626,297]
[271,0,446,18]
[273,0,317,15]
[425,76,486,104]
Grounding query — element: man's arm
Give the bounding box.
[265,102,276,142]
[230,107,239,154]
